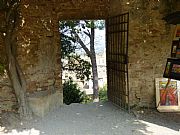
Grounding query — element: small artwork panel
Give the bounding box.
[172,64,180,74]
[156,78,180,112]
[163,58,180,80]
[172,45,177,53]
[171,40,180,58]
[176,49,180,58]
[164,61,171,77]
[159,81,178,106]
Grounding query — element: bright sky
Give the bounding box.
[95,29,106,53]
[76,28,106,54]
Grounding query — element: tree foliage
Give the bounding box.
[60,21,92,80]
[61,34,76,59]
[60,20,105,101]
[63,54,91,80]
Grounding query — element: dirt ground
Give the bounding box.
[0,102,180,135]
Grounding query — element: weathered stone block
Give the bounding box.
[28,91,63,117]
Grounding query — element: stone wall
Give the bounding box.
[55,0,109,19]
[120,0,177,107]
[0,12,17,112]
[0,0,179,113]
[16,0,64,115]
[17,0,61,94]
[0,0,62,112]
[0,0,110,113]
[0,12,6,66]
[0,76,17,112]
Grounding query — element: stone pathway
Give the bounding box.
[0,102,180,135]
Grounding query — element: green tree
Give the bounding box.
[60,20,105,102]
[0,0,32,119]
[61,33,91,80]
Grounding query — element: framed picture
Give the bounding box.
[174,24,180,39]
[163,58,180,80]
[171,40,180,58]
[155,78,180,112]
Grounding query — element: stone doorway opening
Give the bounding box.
[0,0,179,121]
[59,14,130,112]
[60,20,107,105]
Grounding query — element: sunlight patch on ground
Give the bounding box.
[0,128,41,135]
[138,120,180,135]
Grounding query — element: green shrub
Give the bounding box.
[63,79,84,105]
[82,94,93,104]
[99,84,108,102]
[82,84,108,103]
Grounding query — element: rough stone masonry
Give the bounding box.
[0,0,179,116]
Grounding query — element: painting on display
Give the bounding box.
[155,78,180,112]
[163,58,180,80]
[171,40,180,58]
